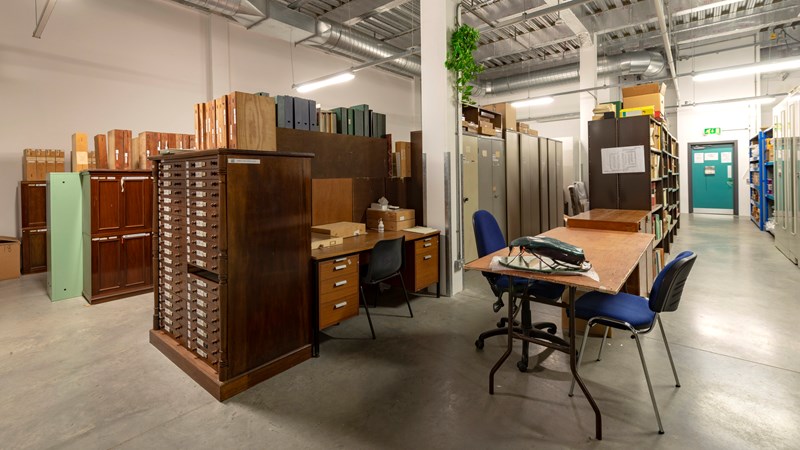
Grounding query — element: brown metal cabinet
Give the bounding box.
[150,149,313,402]
[20,182,48,274]
[82,170,153,304]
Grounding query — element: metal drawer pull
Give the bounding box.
[334,257,347,262]
[424,238,432,242]
[333,264,347,271]
[334,280,347,287]
[423,255,432,260]
[334,301,347,309]
[423,243,432,248]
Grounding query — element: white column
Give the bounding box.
[206,14,231,100]
[578,34,597,187]
[421,0,461,295]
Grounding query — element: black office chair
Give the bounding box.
[472,210,564,371]
[568,251,697,434]
[359,236,413,339]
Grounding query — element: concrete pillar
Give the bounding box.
[578,34,597,187]
[421,0,461,295]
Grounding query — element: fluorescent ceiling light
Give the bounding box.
[294,72,355,93]
[693,57,800,82]
[694,96,776,110]
[511,97,555,108]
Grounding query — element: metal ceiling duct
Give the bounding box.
[479,51,666,95]
[305,21,421,77]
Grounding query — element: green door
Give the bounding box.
[691,144,735,214]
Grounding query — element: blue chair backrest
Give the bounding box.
[473,210,506,257]
[649,251,697,313]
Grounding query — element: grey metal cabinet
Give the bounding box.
[519,134,542,237]
[539,138,550,233]
[462,135,480,263]
[491,139,507,238]
[505,131,521,240]
[554,140,565,228]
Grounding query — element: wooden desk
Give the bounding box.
[465,226,653,440]
[567,208,650,233]
[311,229,440,355]
[567,208,653,295]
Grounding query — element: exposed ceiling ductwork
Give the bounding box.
[168,1,665,95]
[478,51,666,96]
[169,0,419,77]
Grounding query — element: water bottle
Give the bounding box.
[378,219,384,233]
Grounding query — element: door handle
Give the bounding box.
[463,197,469,203]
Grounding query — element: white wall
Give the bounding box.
[676,39,759,217]
[0,0,416,235]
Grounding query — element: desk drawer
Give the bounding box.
[318,270,358,300]
[414,236,439,252]
[411,247,439,292]
[318,255,359,282]
[319,293,359,329]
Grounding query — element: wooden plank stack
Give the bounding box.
[193,91,277,151]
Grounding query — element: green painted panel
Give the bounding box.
[691,144,734,210]
[47,173,83,301]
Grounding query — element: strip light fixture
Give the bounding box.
[693,56,800,82]
[692,95,777,110]
[511,96,555,108]
[293,46,419,94]
[294,72,355,93]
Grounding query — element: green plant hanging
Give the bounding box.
[445,24,483,105]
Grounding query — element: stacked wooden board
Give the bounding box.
[193,91,277,151]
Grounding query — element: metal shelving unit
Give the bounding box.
[749,128,774,231]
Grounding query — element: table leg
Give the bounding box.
[489,276,514,395]
[568,286,602,440]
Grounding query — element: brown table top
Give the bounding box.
[464,227,653,295]
[310,229,440,261]
[569,208,651,224]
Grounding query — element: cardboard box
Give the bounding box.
[310,222,366,239]
[482,102,516,130]
[23,149,36,181]
[622,82,666,115]
[479,125,495,136]
[526,129,539,137]
[55,150,65,172]
[0,237,21,281]
[311,233,343,250]
[226,91,277,151]
[34,149,46,180]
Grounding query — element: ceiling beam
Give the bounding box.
[474,25,576,62]
[320,0,413,27]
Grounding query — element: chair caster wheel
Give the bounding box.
[496,320,505,328]
[517,359,528,372]
[658,431,665,435]
[546,326,557,334]
[475,339,484,350]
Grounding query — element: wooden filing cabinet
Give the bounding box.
[404,235,439,292]
[317,254,359,329]
[20,181,48,274]
[150,149,313,401]
[81,170,153,304]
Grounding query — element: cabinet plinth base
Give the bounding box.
[149,330,312,401]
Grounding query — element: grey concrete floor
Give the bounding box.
[1,214,799,449]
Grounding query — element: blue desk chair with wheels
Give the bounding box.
[568,250,697,434]
[472,210,564,371]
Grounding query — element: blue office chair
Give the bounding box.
[472,210,565,371]
[568,250,697,434]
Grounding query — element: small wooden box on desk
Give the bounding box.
[564,208,654,337]
[149,149,313,401]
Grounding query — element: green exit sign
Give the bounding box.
[704,127,721,136]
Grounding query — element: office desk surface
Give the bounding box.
[465,226,653,295]
[311,229,440,261]
[567,209,650,232]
